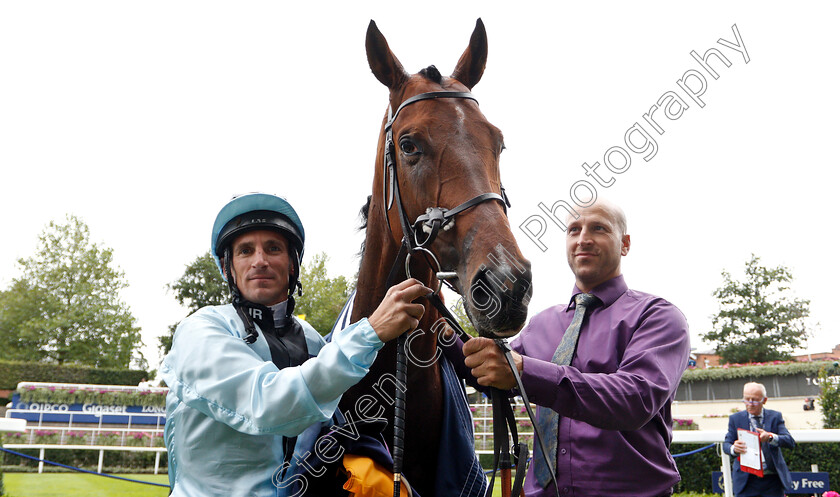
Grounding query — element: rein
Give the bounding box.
[380,91,558,497]
[427,297,559,497]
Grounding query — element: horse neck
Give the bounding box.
[352,197,400,319]
[352,200,439,332]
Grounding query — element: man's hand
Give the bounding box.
[732,439,747,455]
[756,428,774,443]
[368,279,432,342]
[462,337,522,390]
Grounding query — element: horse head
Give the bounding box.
[365,19,532,338]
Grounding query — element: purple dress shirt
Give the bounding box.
[514,275,690,497]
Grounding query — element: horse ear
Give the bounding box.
[451,18,488,90]
[366,20,409,90]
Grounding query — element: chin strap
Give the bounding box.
[225,247,260,344]
[286,247,303,318]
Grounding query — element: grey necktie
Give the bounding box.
[752,415,774,472]
[534,293,598,488]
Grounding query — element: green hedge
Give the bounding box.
[681,360,838,383]
[0,360,148,391]
[0,447,167,473]
[671,442,840,494]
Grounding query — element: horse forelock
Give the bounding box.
[418,65,442,84]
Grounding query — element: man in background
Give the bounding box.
[723,381,795,497]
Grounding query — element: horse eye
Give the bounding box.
[399,138,420,155]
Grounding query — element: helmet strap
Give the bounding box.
[285,248,303,319]
[225,246,259,344]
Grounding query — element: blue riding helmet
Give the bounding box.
[211,193,306,278]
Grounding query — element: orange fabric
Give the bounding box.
[342,454,409,497]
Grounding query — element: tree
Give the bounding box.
[448,296,479,338]
[702,254,811,364]
[295,252,353,335]
[818,365,840,429]
[0,215,144,368]
[160,251,229,355]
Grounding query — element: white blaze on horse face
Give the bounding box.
[455,105,467,127]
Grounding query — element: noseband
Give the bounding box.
[382,91,510,290]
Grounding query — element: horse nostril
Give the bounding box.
[467,265,532,327]
[476,265,532,299]
[467,268,501,317]
[511,267,533,302]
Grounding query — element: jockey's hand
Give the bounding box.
[368,279,432,342]
[462,337,522,390]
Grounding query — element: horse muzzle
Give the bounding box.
[465,262,532,338]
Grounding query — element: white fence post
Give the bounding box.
[720,447,734,497]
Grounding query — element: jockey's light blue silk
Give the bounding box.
[162,304,383,497]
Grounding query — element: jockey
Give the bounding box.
[161,193,430,497]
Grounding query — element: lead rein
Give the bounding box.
[426,289,560,497]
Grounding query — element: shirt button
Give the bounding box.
[563,488,570,494]
[560,448,567,455]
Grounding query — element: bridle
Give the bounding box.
[382,91,510,293]
[380,91,559,497]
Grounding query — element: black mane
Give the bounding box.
[357,195,371,260]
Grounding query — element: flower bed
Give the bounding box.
[673,418,699,431]
[63,431,93,445]
[96,431,125,446]
[33,430,60,444]
[2,431,28,445]
[125,431,164,447]
[16,385,167,408]
[3,429,164,447]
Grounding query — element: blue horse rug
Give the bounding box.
[325,291,487,497]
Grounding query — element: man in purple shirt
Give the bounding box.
[463,200,690,497]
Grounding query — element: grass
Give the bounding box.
[484,480,708,497]
[3,473,170,497]
[3,472,711,497]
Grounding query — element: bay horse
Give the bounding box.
[338,19,532,497]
